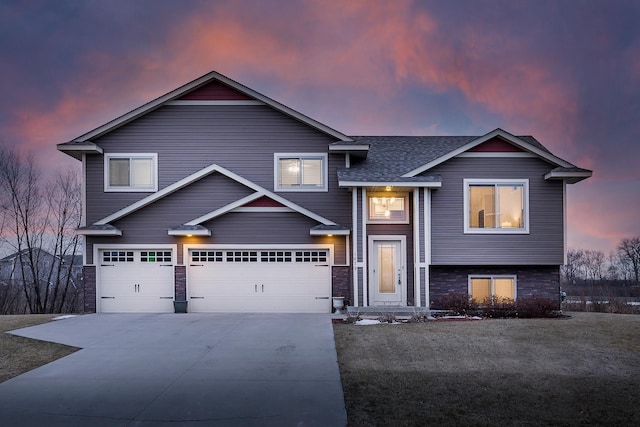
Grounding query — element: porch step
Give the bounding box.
[346,306,434,317]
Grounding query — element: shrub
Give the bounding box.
[431,293,478,315]
[515,296,561,318]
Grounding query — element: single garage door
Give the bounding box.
[99,249,175,313]
[188,249,331,313]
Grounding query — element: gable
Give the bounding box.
[178,80,253,101]
[467,136,525,153]
[242,196,286,208]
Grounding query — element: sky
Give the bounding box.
[1,0,638,255]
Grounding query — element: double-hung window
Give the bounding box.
[464,179,529,233]
[105,153,158,192]
[274,153,327,191]
[469,275,517,302]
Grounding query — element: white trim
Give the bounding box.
[328,144,370,152]
[368,235,407,306]
[168,228,211,236]
[563,181,567,265]
[468,275,518,301]
[352,188,359,307]
[413,190,420,308]
[232,207,294,213]
[402,128,574,177]
[57,142,103,155]
[186,193,263,225]
[77,228,123,236]
[95,164,336,226]
[463,179,530,234]
[345,234,350,267]
[166,100,264,106]
[71,70,353,143]
[81,154,87,266]
[104,153,158,192]
[544,170,593,181]
[94,244,177,313]
[309,228,350,236]
[361,189,368,306]
[274,153,328,192]
[345,153,350,169]
[339,180,441,188]
[457,152,536,158]
[424,188,431,308]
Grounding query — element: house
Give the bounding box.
[57,71,591,313]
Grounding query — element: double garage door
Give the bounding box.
[188,249,331,313]
[98,248,331,313]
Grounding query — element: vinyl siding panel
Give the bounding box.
[429,156,564,265]
[85,105,351,227]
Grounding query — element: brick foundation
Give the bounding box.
[82,265,96,313]
[332,266,352,306]
[175,265,186,301]
[430,265,561,306]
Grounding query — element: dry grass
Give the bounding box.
[334,312,640,426]
[0,315,78,383]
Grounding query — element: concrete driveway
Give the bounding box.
[0,313,347,426]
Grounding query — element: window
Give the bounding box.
[469,276,516,303]
[274,153,327,191]
[464,179,528,233]
[368,193,409,223]
[105,154,157,192]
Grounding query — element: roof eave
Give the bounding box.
[338,181,442,188]
[57,142,103,160]
[544,170,593,184]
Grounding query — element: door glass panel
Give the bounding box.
[378,244,396,293]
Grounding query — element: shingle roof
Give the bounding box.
[336,135,555,182]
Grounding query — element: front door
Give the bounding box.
[369,237,405,305]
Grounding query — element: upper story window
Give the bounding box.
[464,179,529,233]
[368,193,409,223]
[105,153,158,192]
[274,153,327,192]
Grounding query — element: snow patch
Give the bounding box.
[355,319,381,325]
[52,315,77,321]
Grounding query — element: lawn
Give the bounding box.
[334,312,640,426]
[0,315,78,383]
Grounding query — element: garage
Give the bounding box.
[187,248,331,313]
[99,249,175,313]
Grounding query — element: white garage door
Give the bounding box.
[188,249,331,313]
[99,249,175,313]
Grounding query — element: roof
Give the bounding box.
[336,129,591,185]
[58,71,353,159]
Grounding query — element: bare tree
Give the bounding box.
[618,236,640,285]
[0,146,81,313]
[562,248,584,285]
[583,250,605,284]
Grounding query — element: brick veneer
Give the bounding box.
[82,265,96,314]
[174,265,186,301]
[430,265,561,305]
[332,266,352,306]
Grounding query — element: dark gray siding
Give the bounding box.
[85,104,351,227]
[429,156,564,265]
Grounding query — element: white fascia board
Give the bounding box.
[96,163,336,226]
[309,229,350,236]
[72,71,353,143]
[402,128,574,177]
[185,192,265,225]
[57,142,103,154]
[544,170,593,182]
[168,229,211,236]
[338,181,442,188]
[328,144,370,152]
[76,228,122,236]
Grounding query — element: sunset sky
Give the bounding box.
[1,0,638,255]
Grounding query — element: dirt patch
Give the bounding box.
[334,312,640,426]
[0,315,79,383]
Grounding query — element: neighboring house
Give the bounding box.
[57,71,591,313]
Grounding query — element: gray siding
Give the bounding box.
[85,104,351,227]
[429,156,564,265]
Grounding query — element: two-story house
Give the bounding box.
[57,71,591,313]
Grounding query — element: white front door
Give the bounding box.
[369,237,406,305]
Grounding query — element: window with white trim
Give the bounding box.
[367,193,409,223]
[274,153,327,191]
[469,275,517,303]
[105,153,158,192]
[464,179,528,233]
